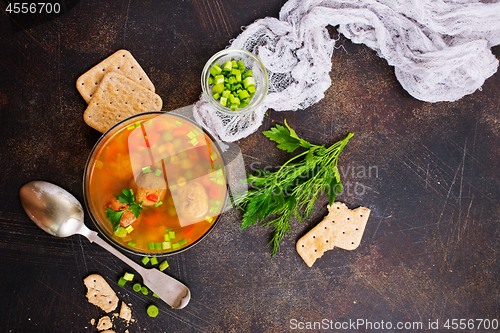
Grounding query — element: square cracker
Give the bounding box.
[296,202,370,267]
[296,215,337,267]
[83,71,163,133]
[325,202,370,250]
[83,274,119,313]
[77,49,155,103]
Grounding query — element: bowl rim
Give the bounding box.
[201,48,268,116]
[83,111,229,257]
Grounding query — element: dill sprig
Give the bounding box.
[237,120,353,256]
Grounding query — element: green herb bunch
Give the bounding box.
[237,120,353,256]
[105,189,143,232]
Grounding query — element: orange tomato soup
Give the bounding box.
[87,113,227,254]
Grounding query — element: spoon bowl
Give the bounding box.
[19,180,191,309]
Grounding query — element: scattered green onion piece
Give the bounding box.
[141,286,149,295]
[150,257,159,265]
[118,277,127,287]
[190,138,199,146]
[142,166,151,174]
[206,217,214,223]
[127,124,135,130]
[178,239,187,246]
[187,131,196,139]
[114,227,127,238]
[164,233,170,242]
[145,119,153,127]
[192,129,200,136]
[125,225,134,233]
[154,201,163,208]
[147,243,154,250]
[159,260,169,271]
[133,283,142,292]
[210,207,218,214]
[154,243,162,251]
[153,293,160,298]
[216,168,223,177]
[216,178,224,185]
[169,231,176,239]
[154,168,162,176]
[162,241,171,250]
[123,272,134,281]
[207,77,213,85]
[172,243,180,249]
[175,121,182,127]
[128,241,136,247]
[147,304,159,317]
[165,228,172,232]
[215,199,221,206]
[141,256,150,265]
[135,121,141,128]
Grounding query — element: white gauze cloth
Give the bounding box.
[193,0,500,142]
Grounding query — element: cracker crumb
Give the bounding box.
[119,301,132,322]
[97,316,113,331]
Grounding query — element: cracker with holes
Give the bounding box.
[76,49,155,103]
[296,202,370,267]
[83,274,119,313]
[83,71,163,133]
[97,316,113,331]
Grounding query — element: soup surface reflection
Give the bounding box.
[87,113,227,254]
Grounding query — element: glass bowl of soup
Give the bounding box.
[83,112,228,256]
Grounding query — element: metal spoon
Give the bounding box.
[19,180,191,309]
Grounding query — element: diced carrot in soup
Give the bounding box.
[172,127,190,137]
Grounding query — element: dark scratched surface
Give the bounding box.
[1,1,499,332]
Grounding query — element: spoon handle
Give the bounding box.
[83,230,191,309]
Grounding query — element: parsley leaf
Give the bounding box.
[106,189,143,231]
[237,121,353,257]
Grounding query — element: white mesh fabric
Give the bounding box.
[193,0,500,142]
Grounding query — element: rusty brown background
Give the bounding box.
[1,0,499,332]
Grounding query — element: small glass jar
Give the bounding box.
[201,49,268,115]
